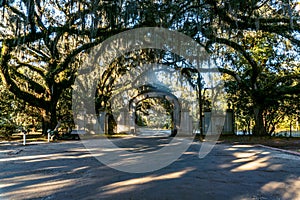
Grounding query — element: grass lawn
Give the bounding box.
[218,135,300,153]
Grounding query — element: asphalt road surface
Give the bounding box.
[1,137,300,200]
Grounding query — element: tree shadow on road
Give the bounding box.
[0,140,299,200]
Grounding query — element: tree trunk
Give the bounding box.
[247,119,251,135]
[41,109,51,135]
[253,106,267,136]
[40,101,58,135]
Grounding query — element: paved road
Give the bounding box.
[0,138,300,200]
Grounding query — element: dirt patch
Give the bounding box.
[218,135,300,153]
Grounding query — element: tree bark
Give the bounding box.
[253,106,267,136]
[41,109,51,135]
[40,102,58,135]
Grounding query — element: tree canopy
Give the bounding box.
[0,0,299,136]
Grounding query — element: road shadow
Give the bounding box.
[0,139,300,199]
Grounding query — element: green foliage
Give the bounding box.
[0,0,137,134]
[135,97,173,129]
[0,83,40,139]
[0,0,299,137]
[190,1,300,136]
[224,30,300,135]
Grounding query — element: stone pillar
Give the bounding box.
[117,109,130,133]
[83,114,96,134]
[129,111,136,134]
[223,110,233,135]
[98,111,106,134]
[76,109,86,133]
[206,114,224,135]
[179,109,192,135]
[89,115,98,135]
[204,111,211,134]
[189,115,193,134]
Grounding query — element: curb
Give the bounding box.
[257,144,300,156]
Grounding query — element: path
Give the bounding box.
[0,138,300,200]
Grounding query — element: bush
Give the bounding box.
[0,123,16,140]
